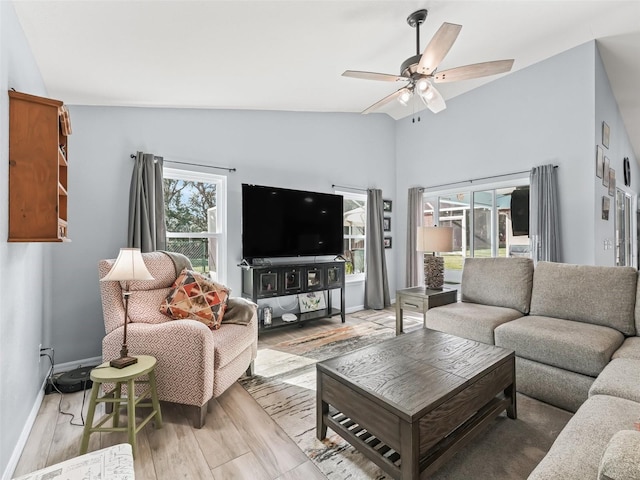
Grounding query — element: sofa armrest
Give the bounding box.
[598,430,640,480]
[103,320,215,407]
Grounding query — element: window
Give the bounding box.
[616,189,633,267]
[163,168,227,284]
[340,191,366,279]
[423,181,529,285]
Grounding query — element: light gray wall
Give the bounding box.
[0,2,51,478]
[594,44,639,266]
[52,107,396,363]
[395,41,602,288]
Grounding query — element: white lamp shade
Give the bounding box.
[100,248,154,282]
[417,226,454,253]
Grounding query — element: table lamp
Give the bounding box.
[417,226,454,289]
[100,248,154,368]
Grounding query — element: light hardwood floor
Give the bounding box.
[13,317,375,480]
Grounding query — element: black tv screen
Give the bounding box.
[242,184,343,260]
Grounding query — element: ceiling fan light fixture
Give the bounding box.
[419,85,435,102]
[416,78,436,103]
[398,88,412,106]
[416,78,429,92]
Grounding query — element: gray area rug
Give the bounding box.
[240,310,572,479]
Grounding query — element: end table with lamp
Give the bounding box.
[84,248,162,457]
[80,355,163,458]
[396,226,457,334]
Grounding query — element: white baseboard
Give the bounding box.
[345,299,396,314]
[345,305,364,313]
[53,356,102,374]
[2,375,48,480]
[3,356,102,479]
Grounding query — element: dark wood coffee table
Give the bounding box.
[316,328,516,480]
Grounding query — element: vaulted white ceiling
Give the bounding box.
[12,1,640,156]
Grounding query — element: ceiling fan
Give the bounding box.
[343,9,514,114]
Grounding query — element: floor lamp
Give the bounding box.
[417,226,454,289]
[100,248,154,368]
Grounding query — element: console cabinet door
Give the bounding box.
[306,267,324,291]
[257,269,280,298]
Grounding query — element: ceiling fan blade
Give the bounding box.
[362,88,406,114]
[417,22,462,75]
[342,70,406,82]
[434,59,514,83]
[419,84,446,114]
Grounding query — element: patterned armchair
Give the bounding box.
[98,251,258,428]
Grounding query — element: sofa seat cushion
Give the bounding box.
[494,316,623,377]
[528,394,640,480]
[424,302,524,345]
[589,358,640,403]
[212,310,257,368]
[516,357,593,413]
[613,336,640,360]
[461,257,534,314]
[530,262,637,335]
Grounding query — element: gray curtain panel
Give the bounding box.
[365,189,390,309]
[128,152,167,252]
[530,164,560,263]
[405,187,424,287]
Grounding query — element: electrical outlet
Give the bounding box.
[38,343,42,363]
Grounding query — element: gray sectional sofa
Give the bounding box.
[423,257,640,480]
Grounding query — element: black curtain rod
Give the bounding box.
[130,154,236,173]
[331,183,368,192]
[423,165,558,191]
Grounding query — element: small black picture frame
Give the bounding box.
[624,157,631,187]
[384,237,392,248]
[383,200,392,212]
[383,217,391,232]
[602,196,610,220]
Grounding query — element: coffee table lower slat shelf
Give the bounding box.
[325,412,402,478]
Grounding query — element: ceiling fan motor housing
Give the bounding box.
[401,54,423,77]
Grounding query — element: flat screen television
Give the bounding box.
[242,184,343,260]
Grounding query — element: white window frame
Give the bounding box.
[338,190,367,283]
[163,167,227,284]
[615,188,635,267]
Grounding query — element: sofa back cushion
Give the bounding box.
[461,257,534,314]
[530,262,637,335]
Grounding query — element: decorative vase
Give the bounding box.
[424,255,444,289]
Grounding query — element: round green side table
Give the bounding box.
[80,355,163,458]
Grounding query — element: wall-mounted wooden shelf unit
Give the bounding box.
[8,90,71,242]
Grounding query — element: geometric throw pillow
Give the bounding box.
[159,269,230,330]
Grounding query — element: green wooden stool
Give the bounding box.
[80,355,162,458]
